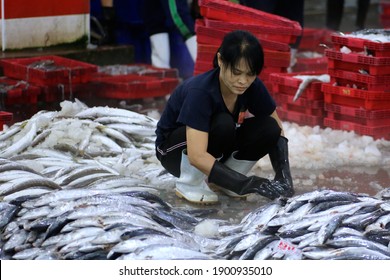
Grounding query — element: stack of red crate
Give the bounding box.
[269,72,328,127]
[0,76,41,122]
[322,32,390,140]
[0,55,98,111]
[96,63,179,79]
[195,0,302,90]
[91,75,179,100]
[298,28,333,53]
[293,28,331,73]
[85,64,180,103]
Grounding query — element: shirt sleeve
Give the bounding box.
[177,88,214,132]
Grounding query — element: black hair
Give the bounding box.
[212,30,264,75]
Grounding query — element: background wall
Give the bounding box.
[0,0,90,50]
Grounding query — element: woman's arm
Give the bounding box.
[185,126,217,176]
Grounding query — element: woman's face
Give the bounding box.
[218,53,257,96]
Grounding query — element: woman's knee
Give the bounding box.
[236,116,281,160]
[262,116,282,141]
[208,113,236,157]
[243,116,281,141]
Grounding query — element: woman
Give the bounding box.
[155,30,294,204]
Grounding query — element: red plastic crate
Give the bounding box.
[0,76,41,105]
[196,43,291,70]
[260,67,288,82]
[269,71,327,88]
[203,18,298,46]
[197,43,291,62]
[39,83,94,103]
[263,50,291,68]
[331,33,390,57]
[269,72,327,100]
[198,0,302,30]
[381,14,390,28]
[322,83,390,110]
[380,1,390,14]
[0,111,13,121]
[324,118,390,140]
[197,42,219,52]
[195,23,224,45]
[292,56,328,73]
[196,49,218,62]
[325,49,390,75]
[0,111,13,131]
[277,102,325,117]
[325,103,390,126]
[328,68,390,91]
[93,75,180,99]
[196,44,218,62]
[277,107,324,127]
[197,43,290,68]
[98,63,179,79]
[194,59,213,74]
[273,84,324,100]
[195,23,292,51]
[299,28,331,52]
[1,55,98,86]
[194,58,287,81]
[274,92,325,108]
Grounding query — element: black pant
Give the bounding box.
[156,113,281,177]
[326,0,371,31]
[142,0,195,40]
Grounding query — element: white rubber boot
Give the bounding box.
[224,151,257,175]
[219,151,257,198]
[185,35,197,62]
[175,150,218,204]
[150,33,171,68]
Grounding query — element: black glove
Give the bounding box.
[269,136,294,197]
[208,160,281,200]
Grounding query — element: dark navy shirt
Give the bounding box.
[155,67,276,147]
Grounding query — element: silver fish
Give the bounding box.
[317,214,349,244]
[326,235,390,257]
[41,227,105,248]
[293,74,330,102]
[0,122,37,158]
[107,234,191,259]
[0,177,60,196]
[119,244,213,260]
[0,125,22,141]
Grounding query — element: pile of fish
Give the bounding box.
[0,188,216,260]
[215,189,390,260]
[347,28,390,43]
[1,100,390,260]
